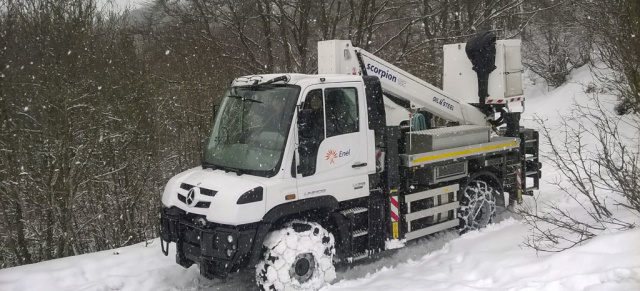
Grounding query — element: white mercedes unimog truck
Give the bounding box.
[159,32,540,290]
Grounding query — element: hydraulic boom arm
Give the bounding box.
[318,40,487,125]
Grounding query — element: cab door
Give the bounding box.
[295,82,371,202]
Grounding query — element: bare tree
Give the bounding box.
[518,92,638,252]
[0,0,168,267]
[522,0,590,88]
[577,0,640,114]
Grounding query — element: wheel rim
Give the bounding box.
[463,181,495,230]
[289,253,316,283]
[295,258,310,276]
[470,196,489,226]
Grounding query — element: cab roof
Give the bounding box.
[231,74,364,88]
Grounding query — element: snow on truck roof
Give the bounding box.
[232,74,363,87]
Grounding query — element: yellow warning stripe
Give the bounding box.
[412,141,518,164]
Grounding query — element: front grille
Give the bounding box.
[176,191,212,208]
[200,188,217,197]
[180,183,217,197]
[195,201,211,208]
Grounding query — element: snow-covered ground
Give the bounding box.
[1,66,639,291]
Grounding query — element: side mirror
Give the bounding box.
[297,109,314,139]
[296,108,320,177]
[212,104,220,124]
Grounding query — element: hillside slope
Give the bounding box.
[1,66,639,291]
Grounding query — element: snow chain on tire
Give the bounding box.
[256,220,336,291]
[459,180,497,233]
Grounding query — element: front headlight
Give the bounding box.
[227,234,234,244]
[236,187,264,204]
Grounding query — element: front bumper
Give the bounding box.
[159,206,258,278]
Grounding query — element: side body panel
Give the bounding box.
[295,81,374,202]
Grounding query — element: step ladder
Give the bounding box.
[520,129,540,196]
[340,207,369,262]
[339,190,387,263]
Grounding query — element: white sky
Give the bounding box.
[97,0,144,11]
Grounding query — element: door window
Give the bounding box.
[325,88,358,138]
[298,87,360,177]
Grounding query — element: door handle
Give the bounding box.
[352,162,367,168]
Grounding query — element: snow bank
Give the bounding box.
[326,219,640,291]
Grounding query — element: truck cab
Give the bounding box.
[160,74,383,278]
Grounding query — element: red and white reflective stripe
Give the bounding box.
[390,196,399,222]
[486,97,524,104]
[516,168,522,190]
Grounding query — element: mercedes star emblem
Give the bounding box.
[186,188,196,205]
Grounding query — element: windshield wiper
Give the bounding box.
[202,162,219,170]
[202,161,245,176]
[228,95,263,103]
[220,165,244,176]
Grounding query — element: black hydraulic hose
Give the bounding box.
[355,51,368,76]
[489,107,508,127]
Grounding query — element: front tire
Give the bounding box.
[256,221,336,291]
[459,180,497,233]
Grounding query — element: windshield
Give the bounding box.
[204,84,300,177]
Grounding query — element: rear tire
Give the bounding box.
[459,180,497,233]
[256,221,336,291]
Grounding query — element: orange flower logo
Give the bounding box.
[325,149,338,164]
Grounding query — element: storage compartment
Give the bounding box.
[406,125,490,154]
